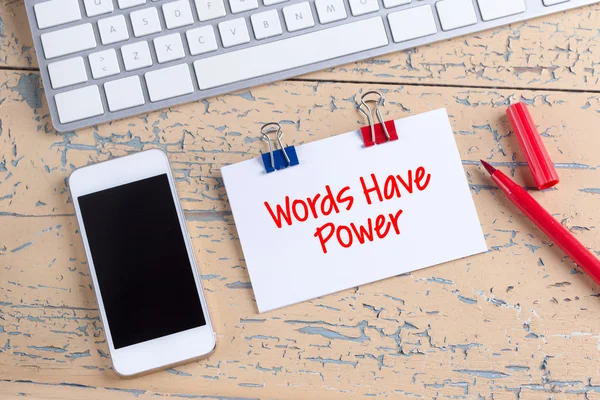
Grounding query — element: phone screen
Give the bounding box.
[78,174,206,349]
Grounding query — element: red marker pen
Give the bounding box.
[481,160,600,285]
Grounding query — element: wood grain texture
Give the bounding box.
[1,64,600,399]
[1,1,600,90]
[2,0,600,397]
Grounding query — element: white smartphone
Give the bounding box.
[70,149,216,377]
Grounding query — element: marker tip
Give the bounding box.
[480,160,496,175]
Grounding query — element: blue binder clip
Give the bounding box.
[260,123,299,174]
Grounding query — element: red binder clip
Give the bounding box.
[358,91,398,147]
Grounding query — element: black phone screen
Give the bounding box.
[77,174,206,349]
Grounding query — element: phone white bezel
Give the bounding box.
[70,149,215,377]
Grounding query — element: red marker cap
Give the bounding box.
[506,102,559,190]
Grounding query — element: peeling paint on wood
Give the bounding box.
[1,1,600,398]
[1,68,599,399]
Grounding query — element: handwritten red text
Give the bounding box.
[263,166,432,254]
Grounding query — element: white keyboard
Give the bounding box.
[25,0,599,132]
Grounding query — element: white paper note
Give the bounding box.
[222,109,487,313]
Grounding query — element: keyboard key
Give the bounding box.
[193,17,388,89]
[118,0,146,8]
[251,10,283,39]
[229,0,259,13]
[104,76,145,111]
[55,85,104,124]
[388,5,437,42]
[121,41,153,70]
[98,15,129,45]
[348,0,378,16]
[543,0,570,5]
[48,57,87,89]
[83,0,114,17]
[436,0,477,31]
[283,2,315,32]
[89,49,120,79]
[186,25,218,55]
[40,23,96,59]
[162,0,194,28]
[382,0,409,8]
[154,33,186,63]
[476,0,526,21]
[34,0,81,29]
[218,18,250,47]
[194,0,226,21]
[263,0,287,4]
[315,0,347,24]
[131,7,162,37]
[145,64,194,102]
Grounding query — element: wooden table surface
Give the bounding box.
[1,2,600,399]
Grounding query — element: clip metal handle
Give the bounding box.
[261,122,291,171]
[358,91,391,144]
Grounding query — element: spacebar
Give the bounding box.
[193,17,389,90]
